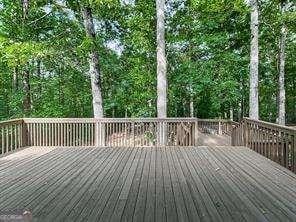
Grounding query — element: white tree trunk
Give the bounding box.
[13,66,18,90]
[156,0,167,118]
[249,0,259,120]
[190,97,194,117]
[23,68,31,115]
[230,108,233,121]
[278,2,287,126]
[22,0,29,19]
[82,6,104,118]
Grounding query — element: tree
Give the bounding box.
[156,0,167,118]
[249,0,259,120]
[22,0,31,115]
[81,4,104,118]
[0,0,295,124]
[277,0,287,125]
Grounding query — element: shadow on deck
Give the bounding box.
[0,146,295,222]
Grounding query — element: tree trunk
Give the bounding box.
[22,0,29,19]
[13,66,19,91]
[82,6,104,118]
[21,0,31,115]
[278,2,287,125]
[23,68,31,115]
[190,97,194,117]
[230,108,234,121]
[156,0,167,118]
[249,0,259,120]
[36,60,42,93]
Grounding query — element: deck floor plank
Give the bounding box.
[155,148,166,222]
[196,148,256,222]
[229,147,296,191]
[174,148,212,222]
[191,148,246,222]
[120,148,146,222]
[133,147,152,222]
[82,148,138,222]
[59,148,125,221]
[73,147,135,222]
[108,148,143,222]
[162,147,184,222]
[24,148,101,213]
[201,147,272,222]
[40,147,120,221]
[98,148,143,222]
[168,148,200,222]
[0,148,85,207]
[206,147,293,222]
[215,147,296,217]
[185,148,234,221]
[0,146,295,222]
[178,148,224,222]
[143,147,156,222]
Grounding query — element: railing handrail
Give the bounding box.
[243,117,296,132]
[232,117,296,173]
[197,119,233,122]
[0,119,24,125]
[23,118,198,123]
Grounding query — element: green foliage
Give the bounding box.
[0,0,295,123]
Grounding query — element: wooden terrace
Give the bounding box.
[0,118,295,222]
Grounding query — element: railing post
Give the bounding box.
[194,119,199,146]
[163,120,167,146]
[22,121,28,147]
[243,119,247,147]
[95,120,99,147]
[100,121,106,147]
[132,121,135,147]
[218,121,222,135]
[231,127,235,146]
[293,132,296,173]
[157,121,161,147]
[157,120,165,147]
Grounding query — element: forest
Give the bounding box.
[0,0,295,124]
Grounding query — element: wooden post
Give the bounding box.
[100,121,105,147]
[293,132,296,173]
[22,121,28,147]
[156,121,160,147]
[218,121,222,135]
[95,120,99,147]
[132,121,135,147]
[162,121,167,147]
[194,119,199,146]
[242,120,245,146]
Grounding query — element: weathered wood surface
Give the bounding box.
[23,118,199,147]
[232,118,296,173]
[0,119,25,155]
[0,146,295,222]
[1,118,238,152]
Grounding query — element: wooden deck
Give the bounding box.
[0,146,296,222]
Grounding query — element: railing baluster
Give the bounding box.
[231,117,295,173]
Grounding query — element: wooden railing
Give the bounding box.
[0,119,26,155]
[1,117,240,154]
[232,118,296,173]
[198,119,238,135]
[22,118,199,147]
